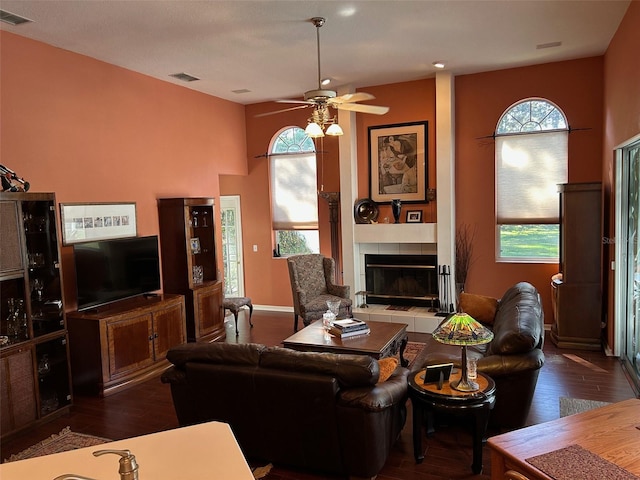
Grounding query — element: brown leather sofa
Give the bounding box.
[161,342,408,479]
[411,282,545,430]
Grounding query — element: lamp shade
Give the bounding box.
[432,312,493,346]
[325,123,343,136]
[432,312,493,392]
[305,122,324,138]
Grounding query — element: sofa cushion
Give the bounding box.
[376,357,398,383]
[459,292,499,325]
[488,282,544,355]
[260,346,377,388]
[166,342,264,367]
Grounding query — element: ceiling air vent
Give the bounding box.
[0,10,33,26]
[169,72,200,83]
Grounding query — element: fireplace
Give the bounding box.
[364,254,438,307]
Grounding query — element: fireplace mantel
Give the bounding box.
[354,223,436,244]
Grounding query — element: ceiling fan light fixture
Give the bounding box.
[305,122,325,138]
[325,123,344,136]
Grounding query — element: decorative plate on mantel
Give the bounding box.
[354,198,379,224]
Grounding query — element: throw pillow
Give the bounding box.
[377,357,398,383]
[459,292,499,325]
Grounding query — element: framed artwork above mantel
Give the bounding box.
[368,121,428,203]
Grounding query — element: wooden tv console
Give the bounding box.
[67,294,186,397]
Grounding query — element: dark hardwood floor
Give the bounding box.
[2,310,636,479]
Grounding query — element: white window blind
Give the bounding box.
[496,131,568,224]
[270,153,318,230]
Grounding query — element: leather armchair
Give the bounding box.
[287,254,352,331]
[412,282,545,430]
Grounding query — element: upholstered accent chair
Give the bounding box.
[287,254,352,332]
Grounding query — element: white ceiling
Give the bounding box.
[0,1,630,105]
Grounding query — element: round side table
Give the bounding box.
[408,368,496,474]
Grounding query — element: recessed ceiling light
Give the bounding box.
[536,41,562,50]
[338,6,356,17]
[321,78,331,86]
[0,9,33,26]
[232,89,251,94]
[169,72,200,82]
[432,62,445,69]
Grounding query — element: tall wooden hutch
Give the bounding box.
[0,192,72,438]
[550,182,603,350]
[157,198,225,342]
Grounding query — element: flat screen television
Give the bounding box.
[73,235,161,311]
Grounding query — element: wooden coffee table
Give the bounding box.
[282,320,409,366]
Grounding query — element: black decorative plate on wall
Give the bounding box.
[354,198,379,224]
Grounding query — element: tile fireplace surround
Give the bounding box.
[352,222,444,334]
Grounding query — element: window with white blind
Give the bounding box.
[270,127,319,256]
[495,99,568,262]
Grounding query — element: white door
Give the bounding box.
[220,195,244,297]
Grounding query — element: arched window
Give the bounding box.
[269,127,319,256]
[495,98,568,261]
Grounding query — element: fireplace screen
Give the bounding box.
[365,254,438,307]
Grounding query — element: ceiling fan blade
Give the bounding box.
[255,105,312,117]
[336,103,389,115]
[275,99,315,105]
[329,92,376,104]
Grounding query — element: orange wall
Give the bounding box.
[220,101,341,307]
[220,80,437,308]
[455,57,605,318]
[0,32,248,309]
[355,79,438,223]
[602,0,640,350]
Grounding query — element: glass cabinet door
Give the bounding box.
[187,204,217,287]
[36,336,72,416]
[23,200,64,337]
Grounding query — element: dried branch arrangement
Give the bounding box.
[455,223,476,289]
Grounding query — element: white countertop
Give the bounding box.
[0,422,254,480]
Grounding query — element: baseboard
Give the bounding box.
[253,305,293,313]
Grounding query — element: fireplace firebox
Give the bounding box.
[364,254,438,307]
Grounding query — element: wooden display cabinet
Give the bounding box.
[67,294,186,396]
[0,192,72,439]
[551,183,603,350]
[157,198,225,342]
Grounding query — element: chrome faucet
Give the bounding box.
[53,449,138,480]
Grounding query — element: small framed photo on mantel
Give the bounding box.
[406,210,422,223]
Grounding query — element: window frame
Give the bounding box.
[495,98,568,263]
[269,127,320,257]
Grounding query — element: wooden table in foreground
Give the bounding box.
[487,398,640,480]
[0,422,254,480]
[282,319,409,366]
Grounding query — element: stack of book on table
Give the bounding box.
[329,318,370,338]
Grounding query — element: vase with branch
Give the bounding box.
[455,223,476,308]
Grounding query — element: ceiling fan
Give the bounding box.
[256,17,389,134]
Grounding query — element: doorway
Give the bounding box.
[615,136,640,393]
[220,195,244,297]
